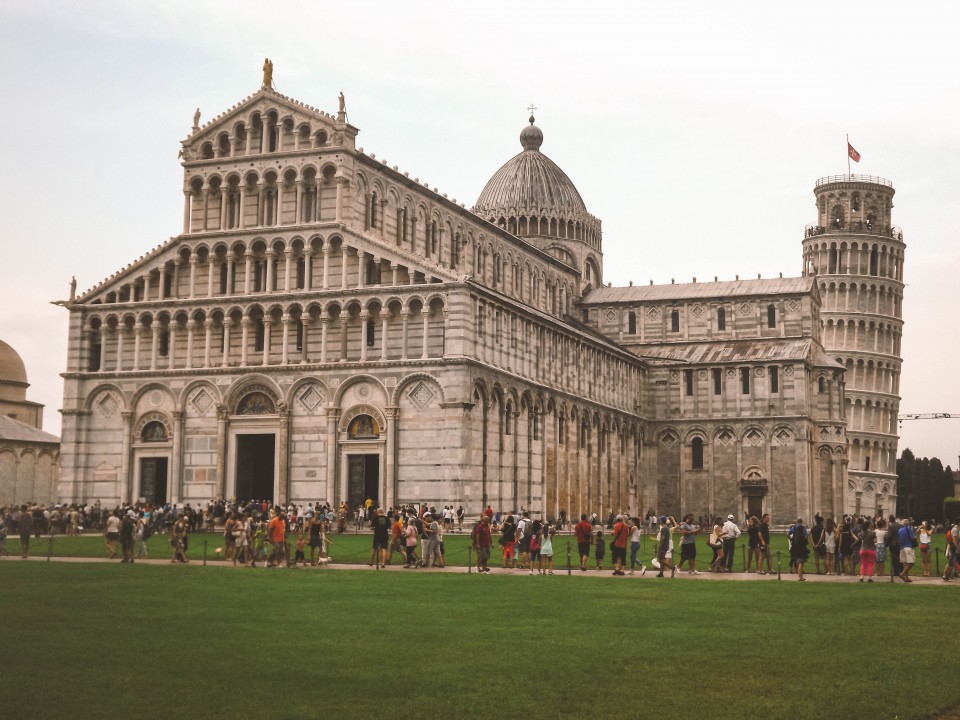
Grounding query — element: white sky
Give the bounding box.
[1,0,957,465]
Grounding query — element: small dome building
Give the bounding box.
[474,116,604,290]
[0,339,59,505]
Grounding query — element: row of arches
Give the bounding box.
[186,163,340,232]
[836,355,901,396]
[474,297,641,414]
[844,397,900,445]
[197,107,332,160]
[0,446,59,505]
[484,212,601,251]
[91,234,449,306]
[82,295,448,373]
[804,239,904,282]
[847,435,898,475]
[469,377,642,520]
[822,317,902,356]
[818,280,903,317]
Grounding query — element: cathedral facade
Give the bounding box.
[56,77,903,523]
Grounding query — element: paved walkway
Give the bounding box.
[7,554,955,585]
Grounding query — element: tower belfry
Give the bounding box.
[803,174,905,517]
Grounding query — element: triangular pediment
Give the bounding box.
[181,87,356,161]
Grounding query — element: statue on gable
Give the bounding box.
[193,107,201,131]
[262,58,274,89]
[69,276,77,302]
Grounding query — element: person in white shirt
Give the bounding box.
[721,514,741,572]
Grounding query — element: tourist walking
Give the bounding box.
[918,521,932,577]
[655,516,676,578]
[574,514,593,572]
[104,511,121,559]
[629,517,645,574]
[676,513,699,575]
[721,514,740,572]
[858,518,877,582]
[539,524,554,575]
[897,519,916,582]
[471,514,492,573]
[18,505,33,558]
[790,518,809,581]
[610,515,629,575]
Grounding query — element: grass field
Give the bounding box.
[1,561,957,720]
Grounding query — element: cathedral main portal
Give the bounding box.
[347,454,379,510]
[235,434,275,503]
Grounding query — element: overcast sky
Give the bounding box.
[1,0,957,465]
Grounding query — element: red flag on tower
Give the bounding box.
[848,142,861,163]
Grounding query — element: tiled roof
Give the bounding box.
[584,277,814,304]
[0,415,59,444]
[627,338,841,367]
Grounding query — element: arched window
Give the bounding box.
[628,311,637,334]
[818,376,826,394]
[870,246,879,276]
[141,421,167,442]
[767,304,776,328]
[296,257,306,289]
[692,437,704,470]
[852,193,861,212]
[671,309,680,333]
[717,306,726,331]
[366,319,375,347]
[370,192,378,229]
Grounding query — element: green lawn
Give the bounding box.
[1,562,957,720]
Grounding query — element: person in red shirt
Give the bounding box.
[610,514,629,576]
[483,505,494,520]
[267,509,286,567]
[574,514,594,572]
[471,514,492,573]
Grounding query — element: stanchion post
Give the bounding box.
[467,545,472,574]
[566,541,572,576]
[934,546,940,576]
[47,536,53,562]
[741,545,746,572]
[203,540,208,566]
[776,550,781,580]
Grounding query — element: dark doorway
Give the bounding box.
[140,457,168,505]
[747,494,764,519]
[347,454,379,509]
[236,434,275,502]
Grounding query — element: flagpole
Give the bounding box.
[846,133,851,177]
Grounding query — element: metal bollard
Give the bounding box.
[935,546,940,576]
[203,540,208,566]
[566,541,572,576]
[467,545,472,573]
[776,550,781,581]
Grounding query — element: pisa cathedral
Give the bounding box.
[56,73,905,523]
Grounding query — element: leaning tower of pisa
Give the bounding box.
[803,174,905,517]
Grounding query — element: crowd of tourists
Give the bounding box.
[2,500,957,583]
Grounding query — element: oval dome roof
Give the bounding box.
[474,117,587,216]
[0,339,27,385]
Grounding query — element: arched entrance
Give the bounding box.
[338,405,386,509]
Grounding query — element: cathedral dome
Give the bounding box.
[0,339,27,386]
[474,117,588,217]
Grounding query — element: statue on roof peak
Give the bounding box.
[262,58,274,89]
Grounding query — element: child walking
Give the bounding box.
[595,529,606,571]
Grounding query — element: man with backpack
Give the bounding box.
[897,519,917,583]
